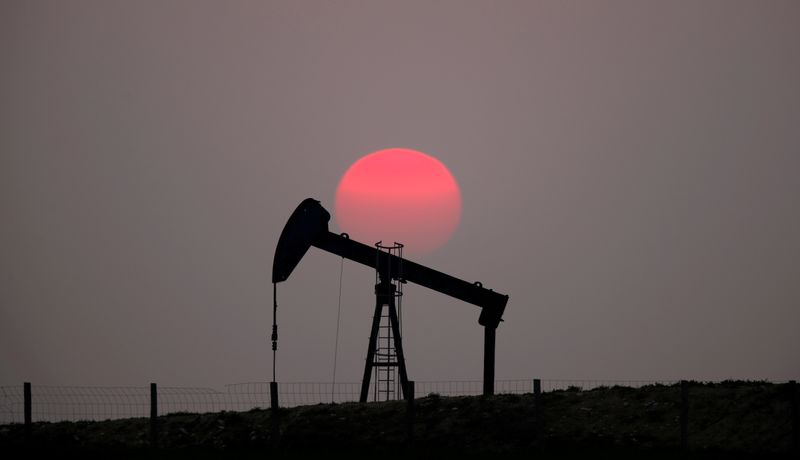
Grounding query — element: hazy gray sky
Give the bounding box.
[2,1,798,388]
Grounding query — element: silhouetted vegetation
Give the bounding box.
[1,381,796,458]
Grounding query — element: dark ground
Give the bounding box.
[1,381,797,458]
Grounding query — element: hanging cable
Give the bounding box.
[331,257,344,402]
[272,282,278,382]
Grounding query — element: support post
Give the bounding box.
[483,326,496,396]
[270,381,279,410]
[387,299,411,401]
[680,380,688,451]
[24,382,31,443]
[269,381,281,445]
[406,380,415,443]
[791,380,798,454]
[359,283,386,402]
[150,383,158,448]
[533,378,542,441]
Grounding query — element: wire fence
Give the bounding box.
[414,378,680,396]
[0,378,684,424]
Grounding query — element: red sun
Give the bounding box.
[334,148,462,256]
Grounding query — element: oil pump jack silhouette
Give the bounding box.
[272,198,509,401]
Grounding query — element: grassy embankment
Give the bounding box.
[1,381,796,458]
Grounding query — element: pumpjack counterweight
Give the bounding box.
[272,198,509,396]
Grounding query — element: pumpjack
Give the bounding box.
[272,198,509,400]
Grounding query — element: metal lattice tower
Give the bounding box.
[359,241,410,402]
[374,242,403,401]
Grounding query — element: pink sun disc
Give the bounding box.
[334,148,462,255]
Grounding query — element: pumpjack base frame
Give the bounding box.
[359,280,411,402]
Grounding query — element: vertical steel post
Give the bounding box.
[150,383,158,448]
[680,380,689,451]
[406,380,415,442]
[791,380,798,454]
[24,382,31,442]
[387,298,410,400]
[533,378,542,440]
[483,326,496,396]
[359,283,386,402]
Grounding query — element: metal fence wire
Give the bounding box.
[0,379,680,423]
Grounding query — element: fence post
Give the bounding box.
[680,380,688,451]
[791,380,798,454]
[24,382,31,443]
[406,381,415,443]
[150,383,158,448]
[533,379,542,442]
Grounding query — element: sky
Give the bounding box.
[1,1,798,389]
